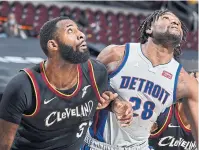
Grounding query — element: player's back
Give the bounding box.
[149,104,197,150]
[88,43,182,147]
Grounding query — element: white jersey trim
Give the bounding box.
[173,64,182,103]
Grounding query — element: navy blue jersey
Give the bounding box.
[149,103,197,150]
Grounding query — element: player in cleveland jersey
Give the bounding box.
[149,71,198,150]
[83,9,198,150]
[0,17,132,150]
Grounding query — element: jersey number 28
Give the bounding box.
[129,97,155,120]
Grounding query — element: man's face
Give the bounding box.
[149,12,183,47]
[54,19,89,64]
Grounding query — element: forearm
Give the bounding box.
[0,133,13,150]
[0,145,11,150]
[0,119,18,150]
[0,133,14,150]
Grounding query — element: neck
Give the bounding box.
[44,58,78,90]
[177,102,191,128]
[141,38,174,66]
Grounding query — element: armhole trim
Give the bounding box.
[87,60,101,136]
[109,43,130,78]
[175,103,191,132]
[23,68,41,117]
[150,106,173,138]
[173,64,182,103]
[87,60,101,102]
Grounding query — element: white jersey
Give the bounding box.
[88,43,182,148]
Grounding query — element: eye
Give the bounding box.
[67,28,73,34]
[163,16,169,20]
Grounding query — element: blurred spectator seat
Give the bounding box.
[49,5,60,20]
[60,6,71,17]
[0,1,10,17]
[0,1,197,49]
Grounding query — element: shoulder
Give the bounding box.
[11,71,30,83]
[96,44,127,73]
[97,44,126,65]
[6,71,32,91]
[178,67,188,80]
[101,44,125,53]
[89,59,107,74]
[176,67,197,100]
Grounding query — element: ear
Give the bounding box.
[47,40,58,52]
[146,27,153,35]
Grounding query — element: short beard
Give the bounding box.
[152,29,181,48]
[58,41,90,64]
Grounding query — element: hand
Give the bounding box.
[97,91,118,109]
[150,122,158,133]
[112,98,133,127]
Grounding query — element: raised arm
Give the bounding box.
[176,68,198,143]
[96,44,125,73]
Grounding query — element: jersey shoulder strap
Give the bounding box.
[20,62,42,117]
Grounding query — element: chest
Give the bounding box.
[110,63,175,112]
[23,70,99,130]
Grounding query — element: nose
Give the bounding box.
[171,19,179,26]
[77,30,86,40]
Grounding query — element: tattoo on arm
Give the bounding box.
[0,119,19,150]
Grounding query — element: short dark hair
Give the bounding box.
[138,9,188,60]
[39,16,70,56]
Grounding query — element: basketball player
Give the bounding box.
[83,9,198,150]
[0,17,132,150]
[149,71,198,150]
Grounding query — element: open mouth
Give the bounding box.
[80,42,87,48]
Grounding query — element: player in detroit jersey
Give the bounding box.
[149,71,198,150]
[0,17,132,150]
[83,9,198,150]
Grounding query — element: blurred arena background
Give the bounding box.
[0,0,198,99]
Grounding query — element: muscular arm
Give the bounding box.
[0,72,33,149]
[95,45,125,109]
[176,68,198,143]
[96,44,125,73]
[0,119,18,150]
